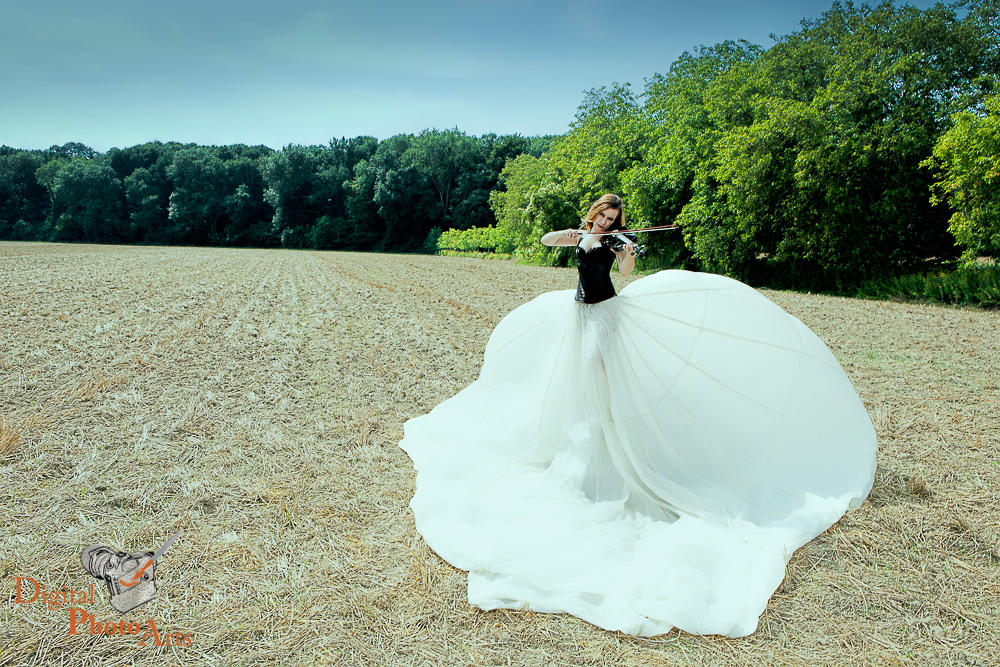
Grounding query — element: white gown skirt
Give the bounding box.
[400,270,876,637]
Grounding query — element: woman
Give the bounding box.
[540,194,639,298]
[400,194,876,637]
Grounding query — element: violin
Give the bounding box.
[604,233,647,258]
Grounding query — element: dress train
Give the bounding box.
[400,270,875,637]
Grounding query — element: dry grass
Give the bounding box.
[1,241,998,666]
[0,415,45,463]
[0,418,23,462]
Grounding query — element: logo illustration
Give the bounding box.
[80,531,180,613]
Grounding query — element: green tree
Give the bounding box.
[108,142,185,243]
[261,144,323,247]
[374,164,439,251]
[489,154,581,264]
[46,160,128,242]
[48,142,98,160]
[677,1,996,285]
[627,41,761,269]
[925,93,1000,263]
[344,157,385,250]
[262,138,376,248]
[164,146,275,246]
[404,128,479,221]
[0,150,49,240]
[547,83,645,206]
[124,167,167,243]
[165,147,231,244]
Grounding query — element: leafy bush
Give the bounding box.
[422,226,442,254]
[437,226,516,254]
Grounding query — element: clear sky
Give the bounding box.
[1,0,938,152]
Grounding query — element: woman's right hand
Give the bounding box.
[540,229,581,246]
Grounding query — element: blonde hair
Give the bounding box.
[581,194,625,231]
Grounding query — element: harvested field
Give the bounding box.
[1,241,998,667]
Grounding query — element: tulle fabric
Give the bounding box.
[400,270,876,637]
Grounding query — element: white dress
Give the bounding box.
[400,268,876,637]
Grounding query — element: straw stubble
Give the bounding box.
[0,241,997,666]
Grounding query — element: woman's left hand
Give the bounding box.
[616,240,638,277]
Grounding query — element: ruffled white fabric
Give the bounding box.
[400,270,875,637]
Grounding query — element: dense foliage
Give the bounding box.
[0,132,555,253]
[437,226,517,254]
[924,93,1000,266]
[490,0,1000,288]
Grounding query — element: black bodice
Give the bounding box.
[575,235,621,304]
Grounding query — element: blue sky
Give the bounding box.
[1,0,938,151]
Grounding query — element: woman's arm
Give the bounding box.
[615,242,638,277]
[540,229,581,246]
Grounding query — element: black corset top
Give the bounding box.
[575,236,618,304]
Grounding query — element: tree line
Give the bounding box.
[2,1,998,292]
[0,132,555,253]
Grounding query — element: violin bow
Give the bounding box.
[586,224,680,236]
[585,224,680,258]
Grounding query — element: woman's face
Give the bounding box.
[592,208,620,232]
